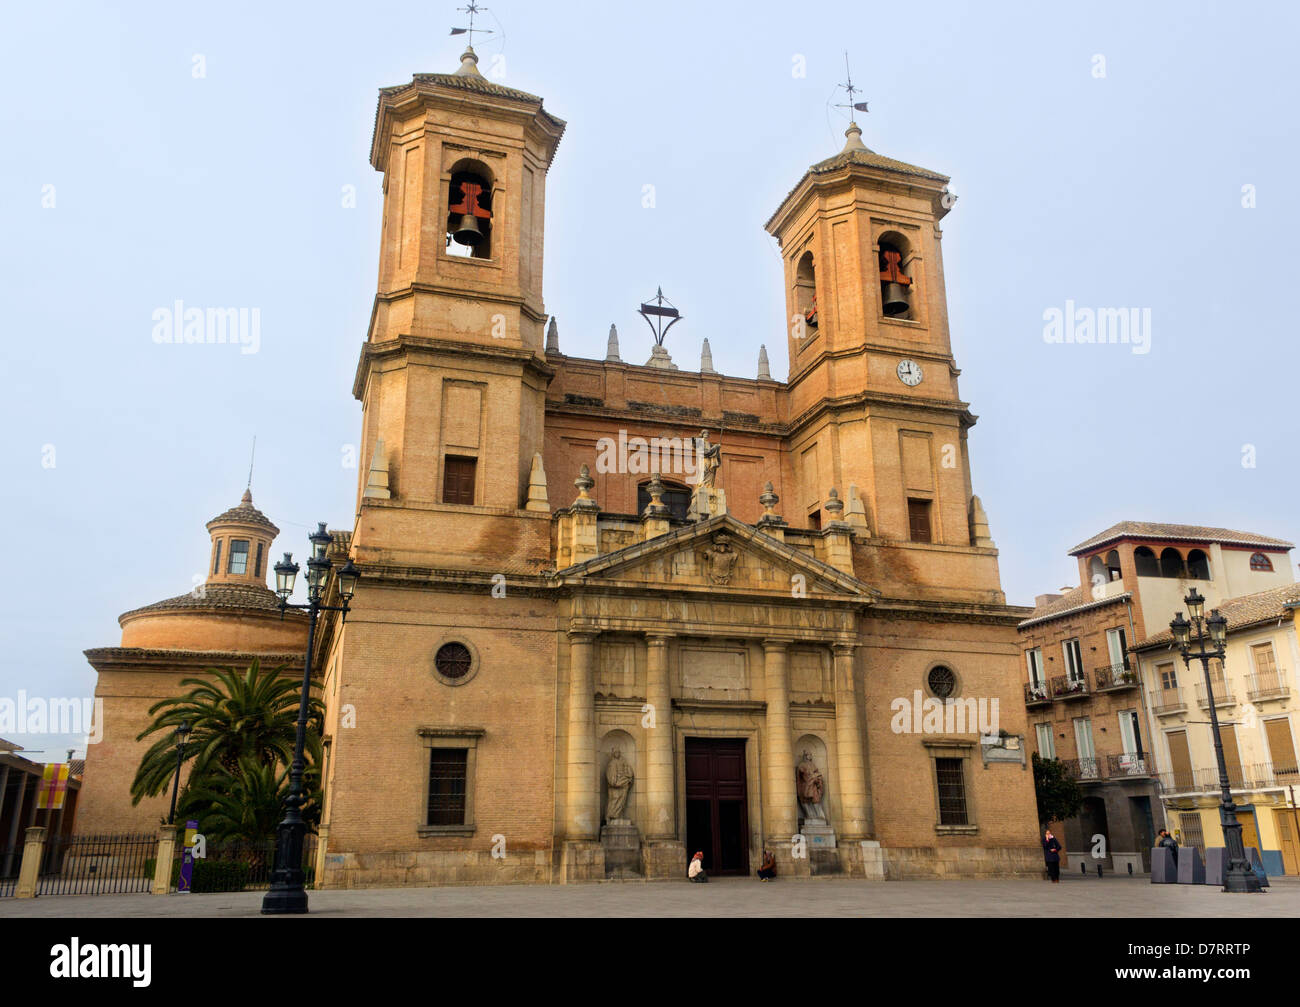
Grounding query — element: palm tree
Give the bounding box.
[131,659,324,810]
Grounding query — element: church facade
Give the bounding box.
[308,47,1041,886]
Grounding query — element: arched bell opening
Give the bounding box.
[794,250,817,335]
[446,160,494,259]
[877,232,914,319]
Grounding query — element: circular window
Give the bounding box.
[927,665,957,699]
[433,641,477,686]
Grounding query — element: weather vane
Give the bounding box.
[450,2,494,47]
[834,52,870,122]
[638,287,683,347]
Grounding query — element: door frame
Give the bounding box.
[676,725,761,873]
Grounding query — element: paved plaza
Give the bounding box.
[2,874,1296,918]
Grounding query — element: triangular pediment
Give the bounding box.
[554,514,873,599]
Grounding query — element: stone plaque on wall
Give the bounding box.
[680,646,747,691]
[598,641,635,690]
[790,650,827,694]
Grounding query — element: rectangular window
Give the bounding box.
[1265,717,1298,780]
[227,539,249,575]
[1179,812,1206,852]
[1026,648,1044,689]
[1252,643,1278,676]
[212,540,222,575]
[1035,722,1055,760]
[808,510,821,531]
[442,456,477,505]
[1106,627,1128,668]
[1158,662,1177,690]
[254,542,264,578]
[1167,730,1193,791]
[934,757,968,825]
[907,498,932,543]
[427,748,468,826]
[1118,709,1142,756]
[1062,638,1084,683]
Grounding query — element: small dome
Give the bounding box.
[206,489,279,535]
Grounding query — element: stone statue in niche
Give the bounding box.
[604,748,634,822]
[702,534,738,586]
[796,750,826,822]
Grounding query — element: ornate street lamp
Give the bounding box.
[1169,588,1260,893]
[262,523,360,915]
[167,721,191,825]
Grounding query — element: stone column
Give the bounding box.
[565,632,599,840]
[833,643,871,843]
[15,826,46,899]
[644,635,674,839]
[763,641,797,842]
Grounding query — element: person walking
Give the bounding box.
[688,851,708,883]
[1042,829,1063,883]
[756,849,777,881]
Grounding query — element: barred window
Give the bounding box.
[1178,812,1205,852]
[927,665,956,699]
[428,748,468,826]
[935,757,968,825]
[435,643,473,681]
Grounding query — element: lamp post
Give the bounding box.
[1169,588,1261,893]
[167,721,191,825]
[261,522,360,915]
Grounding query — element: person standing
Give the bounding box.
[1042,829,1063,883]
[688,851,708,883]
[1157,828,1179,866]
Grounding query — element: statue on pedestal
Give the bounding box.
[796,750,826,822]
[604,748,634,822]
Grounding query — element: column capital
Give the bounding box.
[567,629,598,643]
[645,633,672,648]
[762,638,790,654]
[832,642,858,657]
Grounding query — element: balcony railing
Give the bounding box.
[1051,674,1089,700]
[1107,752,1151,778]
[1158,760,1300,794]
[1148,687,1186,717]
[1093,661,1138,691]
[1024,682,1051,706]
[1247,669,1290,703]
[1193,678,1234,709]
[1060,757,1104,781]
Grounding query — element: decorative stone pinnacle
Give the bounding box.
[825,487,845,517]
[573,464,598,509]
[546,316,560,354]
[757,344,771,380]
[643,472,669,518]
[606,323,621,362]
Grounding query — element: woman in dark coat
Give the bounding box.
[1042,829,1062,882]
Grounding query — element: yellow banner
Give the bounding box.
[37,763,69,810]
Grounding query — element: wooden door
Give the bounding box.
[1274,810,1300,875]
[1236,811,1260,856]
[1166,730,1193,791]
[684,738,749,876]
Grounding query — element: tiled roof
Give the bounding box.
[383,72,545,105]
[206,490,279,534]
[119,583,303,621]
[809,146,948,182]
[1135,582,1300,649]
[1069,521,1293,555]
[1017,585,1131,629]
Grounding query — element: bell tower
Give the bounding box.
[352,47,566,565]
[765,118,987,550]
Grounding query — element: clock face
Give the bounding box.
[897,359,923,386]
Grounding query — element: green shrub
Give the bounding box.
[191,859,251,893]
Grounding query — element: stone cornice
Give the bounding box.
[83,647,306,673]
[353,331,554,400]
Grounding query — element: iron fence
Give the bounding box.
[1094,662,1137,691]
[0,840,21,897]
[38,832,156,895]
[183,834,319,892]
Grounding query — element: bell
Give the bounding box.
[881,281,909,316]
[452,213,483,246]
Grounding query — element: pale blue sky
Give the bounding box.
[2,0,1297,757]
